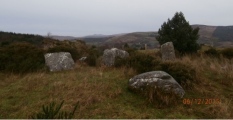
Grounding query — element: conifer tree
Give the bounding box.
[156,12,200,54]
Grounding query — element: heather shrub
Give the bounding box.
[159,61,196,87]
[115,50,196,88]
[85,56,97,66]
[85,47,103,66]
[154,50,162,57]
[204,47,220,57]
[114,55,127,68]
[124,47,137,55]
[0,42,45,73]
[47,45,80,61]
[115,51,161,73]
[221,47,233,59]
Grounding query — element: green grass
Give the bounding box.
[0,53,233,119]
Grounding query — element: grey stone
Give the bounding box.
[103,48,129,66]
[161,42,176,61]
[128,71,185,98]
[44,52,75,72]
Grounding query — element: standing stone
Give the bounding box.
[161,42,176,61]
[44,52,75,72]
[144,44,147,50]
[128,71,185,98]
[103,48,129,66]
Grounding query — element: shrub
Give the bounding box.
[115,52,161,73]
[159,61,196,87]
[0,42,45,73]
[47,45,80,61]
[114,55,126,68]
[204,47,220,57]
[115,50,196,88]
[124,47,137,55]
[85,47,102,66]
[85,55,97,66]
[221,47,233,59]
[154,50,162,57]
[145,87,180,107]
[30,101,79,119]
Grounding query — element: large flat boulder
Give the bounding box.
[44,52,75,72]
[161,42,176,61]
[103,48,129,66]
[128,71,185,98]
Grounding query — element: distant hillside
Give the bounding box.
[192,25,217,42]
[77,34,126,46]
[102,32,158,49]
[82,34,113,38]
[0,31,87,51]
[2,24,233,49]
[94,25,233,48]
[0,31,44,47]
[78,36,114,46]
[48,25,233,49]
[213,26,233,41]
[192,25,233,47]
[50,35,77,41]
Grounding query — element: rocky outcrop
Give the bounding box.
[103,48,129,66]
[44,52,75,72]
[128,71,185,98]
[161,42,176,61]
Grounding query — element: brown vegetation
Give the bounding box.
[0,48,232,118]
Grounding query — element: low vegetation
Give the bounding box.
[0,31,232,118]
[0,42,45,73]
[0,31,44,46]
[204,47,220,57]
[0,35,90,73]
[115,50,197,88]
[159,61,197,88]
[46,45,81,62]
[0,46,232,118]
[30,100,79,119]
[115,51,159,73]
[221,47,233,59]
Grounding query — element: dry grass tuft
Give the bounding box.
[146,87,180,108]
[179,54,233,86]
[201,98,232,118]
[0,65,126,118]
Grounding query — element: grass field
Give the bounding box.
[0,52,232,119]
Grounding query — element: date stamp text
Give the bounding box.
[183,98,221,105]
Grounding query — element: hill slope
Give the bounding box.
[2,24,233,49]
[192,25,233,47]
[102,32,158,49]
[0,31,45,47]
[78,25,233,48]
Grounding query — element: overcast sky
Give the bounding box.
[0,0,232,37]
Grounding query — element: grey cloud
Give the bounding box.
[0,0,232,36]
